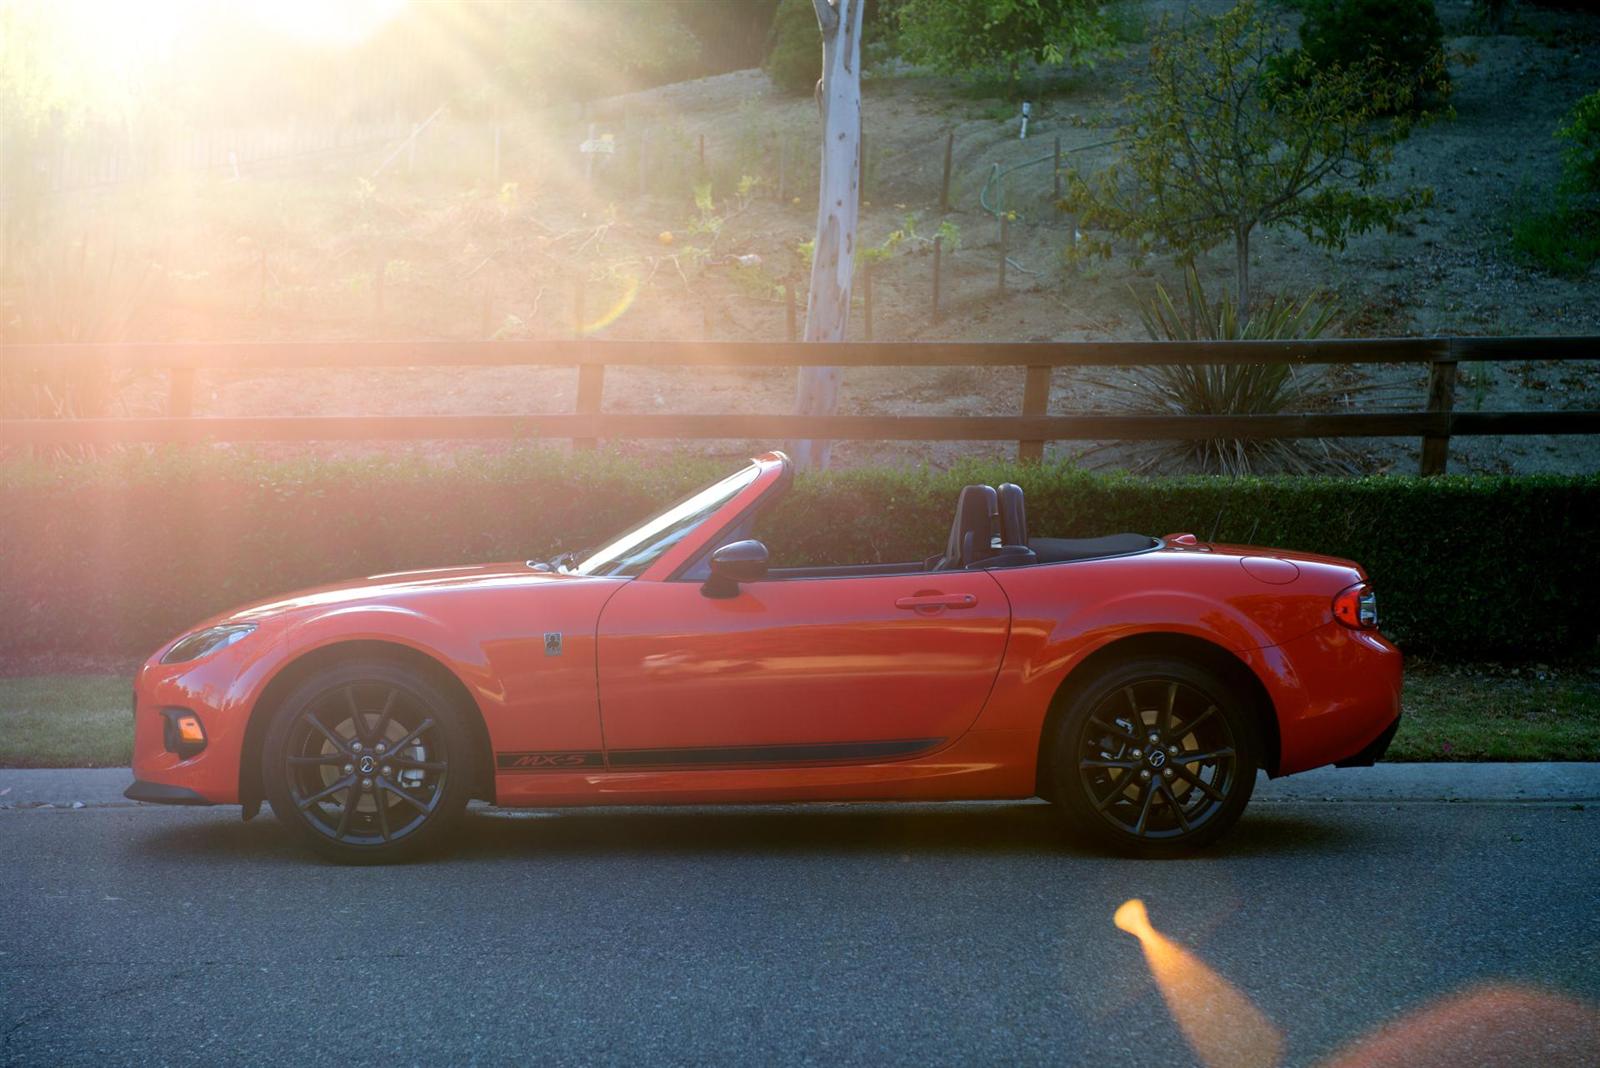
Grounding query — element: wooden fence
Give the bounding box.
[2,337,1597,474]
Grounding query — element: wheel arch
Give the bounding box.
[240,639,496,815]
[1032,631,1280,799]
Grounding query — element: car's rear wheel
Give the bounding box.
[1050,657,1259,856]
[262,660,471,863]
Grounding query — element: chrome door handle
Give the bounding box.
[895,593,978,611]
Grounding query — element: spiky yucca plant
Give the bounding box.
[1090,267,1366,475]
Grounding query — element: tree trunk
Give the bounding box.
[1234,224,1252,318]
[790,0,864,471]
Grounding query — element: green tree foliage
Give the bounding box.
[1510,90,1600,276]
[893,0,1118,88]
[1557,89,1600,197]
[1060,1,1434,312]
[765,0,822,94]
[1293,0,1449,109]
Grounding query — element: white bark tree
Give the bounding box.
[789,0,863,470]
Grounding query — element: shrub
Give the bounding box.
[1088,267,1361,475]
[1510,196,1600,277]
[1,449,1595,661]
[1557,89,1600,197]
[1293,0,1449,108]
[1507,93,1600,277]
[765,0,821,95]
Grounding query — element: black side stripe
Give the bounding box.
[495,738,944,773]
[607,737,943,769]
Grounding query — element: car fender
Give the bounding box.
[974,573,1291,737]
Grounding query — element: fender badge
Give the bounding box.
[544,632,563,656]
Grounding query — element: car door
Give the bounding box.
[593,570,1011,768]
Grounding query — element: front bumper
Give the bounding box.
[131,630,283,806]
[125,780,214,805]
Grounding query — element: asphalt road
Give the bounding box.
[2,797,1597,1067]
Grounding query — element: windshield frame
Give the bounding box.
[570,460,768,578]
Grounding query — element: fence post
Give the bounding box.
[168,366,195,418]
[1420,356,1457,475]
[939,131,954,213]
[931,235,944,324]
[574,277,603,450]
[1018,366,1050,463]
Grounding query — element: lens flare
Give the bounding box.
[579,274,641,336]
[1114,899,1284,1068]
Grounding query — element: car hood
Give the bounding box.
[210,563,585,626]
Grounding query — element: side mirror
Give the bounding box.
[702,539,769,598]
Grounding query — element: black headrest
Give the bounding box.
[941,485,998,570]
[997,483,1027,547]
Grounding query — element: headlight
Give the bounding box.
[160,623,257,665]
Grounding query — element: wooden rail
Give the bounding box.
[3,337,1596,475]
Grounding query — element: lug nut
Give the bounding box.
[1163,768,1174,779]
[1139,769,1151,780]
[382,766,392,776]
[1131,748,1143,759]
[343,764,354,774]
[1148,733,1160,744]
[361,777,372,789]
[352,741,363,752]
[376,743,386,754]
[1168,745,1179,756]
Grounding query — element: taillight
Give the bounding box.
[1332,583,1379,630]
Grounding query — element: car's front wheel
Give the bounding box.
[1050,657,1259,856]
[262,659,472,863]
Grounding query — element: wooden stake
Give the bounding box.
[776,135,787,202]
[940,130,954,213]
[998,214,1009,294]
[786,279,798,341]
[931,234,943,324]
[863,264,874,341]
[373,258,385,325]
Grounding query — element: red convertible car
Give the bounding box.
[128,451,1402,862]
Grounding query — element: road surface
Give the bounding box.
[1,774,1597,1066]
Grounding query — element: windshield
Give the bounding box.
[572,463,761,578]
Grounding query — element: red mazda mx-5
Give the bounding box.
[128,451,1402,862]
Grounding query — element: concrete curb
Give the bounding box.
[2,763,1598,810]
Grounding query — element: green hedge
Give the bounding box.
[2,449,1595,660]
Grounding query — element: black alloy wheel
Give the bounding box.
[1052,657,1258,855]
[263,660,472,863]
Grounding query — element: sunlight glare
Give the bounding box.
[1114,899,1284,1068]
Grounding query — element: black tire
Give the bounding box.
[1049,657,1259,857]
[262,659,472,864]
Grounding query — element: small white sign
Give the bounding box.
[579,136,616,155]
